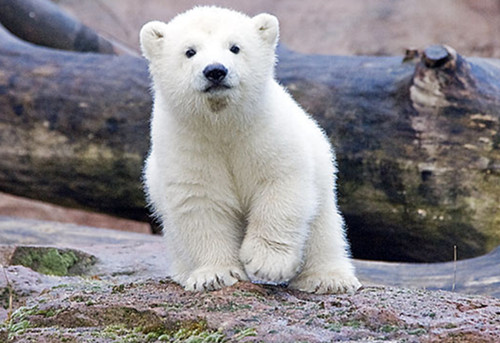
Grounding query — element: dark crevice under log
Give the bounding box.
[0,18,499,261]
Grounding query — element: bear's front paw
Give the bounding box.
[289,269,362,294]
[240,236,302,284]
[184,266,248,292]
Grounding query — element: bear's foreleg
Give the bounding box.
[239,178,313,284]
[289,197,361,294]
[159,185,248,291]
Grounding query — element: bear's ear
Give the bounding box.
[140,21,168,61]
[252,13,279,47]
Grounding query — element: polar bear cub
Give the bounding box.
[140,6,361,294]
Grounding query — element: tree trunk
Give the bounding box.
[0,13,499,261]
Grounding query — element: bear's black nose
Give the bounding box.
[203,64,228,83]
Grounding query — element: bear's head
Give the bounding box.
[140,6,279,113]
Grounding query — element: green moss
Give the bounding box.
[233,327,257,340]
[35,307,61,318]
[10,247,96,276]
[7,305,40,340]
[325,322,342,332]
[8,319,30,340]
[95,321,228,343]
[112,284,126,294]
[13,248,76,276]
[407,328,427,336]
[338,154,500,261]
[172,327,227,343]
[207,301,253,312]
[466,171,500,252]
[379,325,399,333]
[344,320,362,329]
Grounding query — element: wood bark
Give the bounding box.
[0,23,151,222]
[0,0,135,55]
[276,45,500,262]
[0,11,499,261]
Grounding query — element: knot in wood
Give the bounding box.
[423,45,454,68]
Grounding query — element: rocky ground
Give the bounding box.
[3,277,500,342]
[1,217,499,342]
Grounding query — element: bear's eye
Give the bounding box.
[230,45,240,54]
[185,48,196,58]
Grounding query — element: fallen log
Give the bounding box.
[0,23,151,222]
[0,17,499,261]
[277,45,500,262]
[0,0,125,54]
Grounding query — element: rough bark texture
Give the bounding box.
[0,24,151,222]
[0,10,499,261]
[276,45,500,262]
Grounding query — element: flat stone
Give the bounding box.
[1,215,498,297]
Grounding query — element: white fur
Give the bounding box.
[140,6,361,294]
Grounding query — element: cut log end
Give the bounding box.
[422,45,456,68]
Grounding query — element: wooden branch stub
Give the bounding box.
[403,48,419,62]
[422,45,455,68]
[410,44,480,112]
